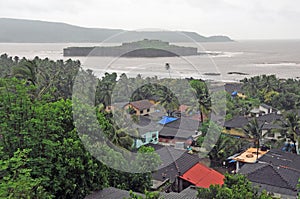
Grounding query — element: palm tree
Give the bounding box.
[12,60,38,85]
[165,63,171,78]
[243,118,265,162]
[281,112,300,154]
[190,80,211,122]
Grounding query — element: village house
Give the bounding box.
[223,109,284,142]
[148,144,224,193]
[124,99,155,116]
[238,149,300,199]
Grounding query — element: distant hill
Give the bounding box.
[0,18,233,43]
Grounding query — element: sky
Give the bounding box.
[0,0,299,40]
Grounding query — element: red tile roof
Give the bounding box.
[180,163,224,188]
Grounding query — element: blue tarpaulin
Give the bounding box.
[231,91,238,96]
[158,116,178,125]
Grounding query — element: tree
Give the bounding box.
[190,79,211,122]
[165,62,171,78]
[208,129,246,166]
[0,148,52,199]
[243,118,265,161]
[281,112,300,154]
[197,174,273,199]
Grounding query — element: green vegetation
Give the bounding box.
[197,174,273,199]
[0,53,299,198]
[0,54,160,198]
[241,74,300,110]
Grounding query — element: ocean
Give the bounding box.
[0,40,299,81]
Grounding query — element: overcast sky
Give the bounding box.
[0,0,299,40]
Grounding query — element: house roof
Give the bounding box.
[131,116,161,135]
[233,148,269,163]
[158,116,179,125]
[160,186,198,199]
[224,113,283,130]
[163,117,201,131]
[180,163,224,188]
[224,116,249,128]
[256,112,282,124]
[224,83,243,94]
[238,149,300,197]
[159,126,197,139]
[132,116,200,139]
[129,99,153,110]
[85,187,143,199]
[158,117,201,139]
[260,103,272,110]
[151,145,201,182]
[86,186,198,199]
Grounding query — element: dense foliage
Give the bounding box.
[0,54,160,198]
[241,74,300,110]
[1,53,299,198]
[197,174,273,199]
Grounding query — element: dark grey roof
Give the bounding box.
[224,116,249,128]
[224,83,243,94]
[260,149,300,172]
[152,145,201,182]
[161,187,198,199]
[224,113,283,129]
[262,123,282,130]
[85,187,144,199]
[133,116,200,139]
[256,112,282,124]
[239,149,300,198]
[158,117,201,139]
[130,99,153,110]
[260,103,272,110]
[86,186,198,199]
[158,127,195,139]
[133,116,161,135]
[163,117,201,131]
[252,182,298,199]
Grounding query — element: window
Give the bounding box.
[268,132,275,138]
[147,109,150,112]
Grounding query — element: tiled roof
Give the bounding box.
[129,99,153,110]
[85,187,143,199]
[161,187,198,199]
[256,112,282,123]
[133,116,200,139]
[86,186,198,199]
[152,145,201,182]
[224,116,249,128]
[238,149,300,198]
[260,103,272,109]
[224,113,283,129]
[163,117,201,131]
[180,163,224,188]
[224,83,243,94]
[158,117,201,139]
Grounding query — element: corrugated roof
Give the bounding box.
[180,163,224,188]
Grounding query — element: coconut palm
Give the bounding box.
[281,112,300,154]
[12,60,38,85]
[190,80,211,122]
[165,63,171,78]
[243,118,265,161]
